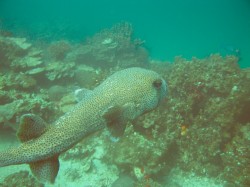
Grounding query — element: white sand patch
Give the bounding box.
[45,158,118,187]
[164,167,226,187]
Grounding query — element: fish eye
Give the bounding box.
[153,79,162,89]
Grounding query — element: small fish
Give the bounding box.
[0,67,167,184]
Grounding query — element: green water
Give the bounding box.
[0,0,250,67]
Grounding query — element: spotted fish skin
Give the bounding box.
[0,67,167,182]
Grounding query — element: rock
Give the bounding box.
[111,174,135,187]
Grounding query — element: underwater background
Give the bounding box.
[0,0,250,187]
[0,0,250,67]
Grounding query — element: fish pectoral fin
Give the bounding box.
[17,114,48,142]
[74,88,93,102]
[29,156,59,184]
[102,105,128,137]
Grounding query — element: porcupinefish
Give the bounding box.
[0,67,167,183]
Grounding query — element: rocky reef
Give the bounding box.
[0,170,43,187]
[0,23,249,186]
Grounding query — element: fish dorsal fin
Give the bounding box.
[29,156,59,184]
[74,88,93,102]
[102,105,127,137]
[17,114,48,142]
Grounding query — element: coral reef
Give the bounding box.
[0,170,43,187]
[150,55,249,186]
[67,22,148,69]
[0,23,249,186]
[104,54,250,186]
